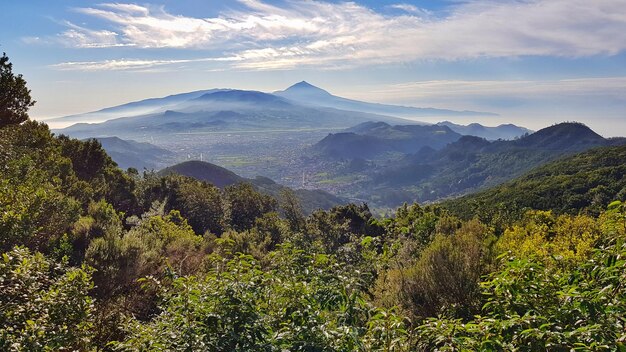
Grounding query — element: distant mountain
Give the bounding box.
[55,89,414,139]
[52,82,502,140]
[275,81,496,119]
[49,89,225,126]
[313,122,461,159]
[436,121,532,140]
[159,160,344,214]
[442,144,626,221]
[93,137,174,170]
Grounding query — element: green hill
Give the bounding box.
[442,144,626,221]
[159,160,244,188]
[159,160,344,213]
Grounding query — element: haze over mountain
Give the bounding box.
[275,81,497,119]
[51,89,226,127]
[436,121,533,140]
[93,137,175,171]
[50,82,498,135]
[54,85,421,139]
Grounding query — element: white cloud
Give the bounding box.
[388,3,433,17]
[51,57,237,71]
[56,21,130,48]
[361,77,626,102]
[48,0,626,70]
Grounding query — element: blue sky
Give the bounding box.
[1,0,625,135]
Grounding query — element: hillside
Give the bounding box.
[313,122,461,159]
[442,144,626,220]
[159,160,344,213]
[94,137,174,170]
[159,160,243,188]
[305,122,625,208]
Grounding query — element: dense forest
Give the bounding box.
[2,53,626,351]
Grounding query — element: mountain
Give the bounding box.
[275,81,497,119]
[93,137,174,170]
[305,122,625,208]
[313,122,462,159]
[442,144,626,221]
[159,160,344,213]
[48,89,225,127]
[513,122,605,150]
[436,121,532,140]
[55,90,414,139]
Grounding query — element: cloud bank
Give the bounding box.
[49,0,626,71]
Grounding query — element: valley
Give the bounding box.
[55,82,543,211]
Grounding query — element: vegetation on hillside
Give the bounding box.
[2,53,626,351]
[443,144,626,227]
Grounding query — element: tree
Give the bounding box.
[0,53,35,127]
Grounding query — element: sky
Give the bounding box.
[1,0,625,136]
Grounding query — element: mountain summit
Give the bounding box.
[275,81,495,120]
[280,81,333,98]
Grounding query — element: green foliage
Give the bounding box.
[375,219,494,320]
[416,203,626,350]
[0,247,94,351]
[116,246,411,351]
[444,144,626,226]
[0,53,35,127]
[225,183,278,232]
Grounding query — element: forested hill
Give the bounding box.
[159,160,344,213]
[367,122,623,205]
[443,144,626,222]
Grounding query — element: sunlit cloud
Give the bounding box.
[45,0,626,70]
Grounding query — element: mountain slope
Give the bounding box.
[94,137,174,170]
[48,89,225,126]
[442,144,626,220]
[306,122,625,208]
[275,81,497,119]
[376,123,618,199]
[313,122,462,159]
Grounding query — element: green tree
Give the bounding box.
[0,247,94,350]
[224,183,277,232]
[0,53,35,127]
